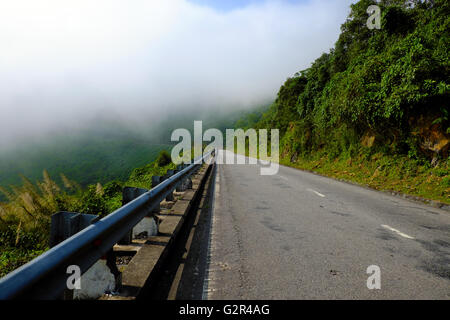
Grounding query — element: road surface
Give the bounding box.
[204,151,450,299]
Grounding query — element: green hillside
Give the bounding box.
[0,107,244,275]
[0,149,180,277]
[0,107,243,201]
[236,0,449,204]
[0,138,169,190]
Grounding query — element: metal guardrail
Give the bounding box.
[0,150,214,300]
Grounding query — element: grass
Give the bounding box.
[237,145,449,205]
[0,151,177,277]
[0,248,47,277]
[282,153,450,205]
[0,139,171,201]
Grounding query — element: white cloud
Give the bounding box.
[0,0,354,145]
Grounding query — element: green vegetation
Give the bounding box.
[0,137,170,201]
[282,153,449,204]
[0,108,243,202]
[237,0,449,204]
[156,150,173,167]
[0,150,176,277]
[1,0,449,278]
[0,104,246,276]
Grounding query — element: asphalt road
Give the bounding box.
[205,151,450,299]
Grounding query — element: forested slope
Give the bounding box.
[238,0,449,203]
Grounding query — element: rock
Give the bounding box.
[411,115,450,158]
[361,132,376,147]
[431,157,439,167]
[73,260,116,300]
[290,152,298,163]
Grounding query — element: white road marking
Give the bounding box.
[381,224,415,239]
[307,188,325,198]
[278,175,289,181]
[202,162,220,300]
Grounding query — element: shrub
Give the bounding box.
[156,150,172,167]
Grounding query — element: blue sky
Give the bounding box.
[189,0,307,11]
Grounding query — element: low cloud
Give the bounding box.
[0,0,354,147]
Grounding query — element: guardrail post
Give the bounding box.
[175,166,184,192]
[175,165,192,191]
[164,170,175,201]
[121,186,159,241]
[119,187,153,244]
[151,176,161,213]
[186,172,193,189]
[49,212,118,300]
[50,212,99,247]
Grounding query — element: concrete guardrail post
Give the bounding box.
[174,166,184,192]
[49,212,119,300]
[164,170,175,201]
[50,211,99,247]
[179,165,192,190]
[151,176,161,213]
[120,187,158,242]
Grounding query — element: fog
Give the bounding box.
[0,0,354,149]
